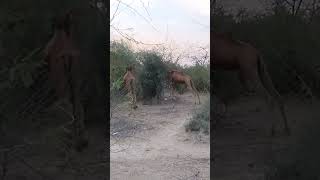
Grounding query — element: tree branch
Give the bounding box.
[114,0,159,32]
[295,0,304,15]
[110,0,121,23]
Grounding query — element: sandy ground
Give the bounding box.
[213,97,275,180]
[212,95,318,180]
[110,92,210,180]
[0,105,108,180]
[3,90,315,179]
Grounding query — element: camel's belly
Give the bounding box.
[174,80,186,84]
[213,57,239,70]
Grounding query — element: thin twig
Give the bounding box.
[114,0,159,32]
[111,25,163,46]
[110,0,121,23]
[139,0,152,21]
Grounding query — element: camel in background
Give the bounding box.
[212,32,290,136]
[123,66,138,109]
[167,70,201,104]
[44,10,88,151]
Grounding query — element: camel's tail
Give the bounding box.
[257,55,290,135]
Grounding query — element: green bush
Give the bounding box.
[110,40,139,85]
[185,63,210,93]
[185,98,210,134]
[138,51,167,101]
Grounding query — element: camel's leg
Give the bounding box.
[131,88,137,117]
[194,90,200,104]
[132,88,137,109]
[191,80,201,104]
[134,93,137,108]
[241,66,278,135]
[239,70,256,96]
[185,80,199,104]
[170,82,174,98]
[129,90,134,109]
[66,57,88,152]
[130,80,138,109]
[128,91,134,116]
[74,99,88,149]
[186,83,196,104]
[170,82,177,100]
[255,72,289,135]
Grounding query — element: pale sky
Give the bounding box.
[110,0,210,66]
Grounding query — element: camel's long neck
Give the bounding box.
[127,71,134,77]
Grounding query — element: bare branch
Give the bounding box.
[174,54,182,64]
[139,0,152,21]
[111,25,163,46]
[295,0,304,15]
[284,0,294,6]
[114,0,159,32]
[110,1,121,23]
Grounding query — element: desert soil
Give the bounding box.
[212,95,316,180]
[110,92,210,180]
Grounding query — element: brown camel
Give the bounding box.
[123,66,138,109]
[44,10,88,151]
[168,70,201,104]
[212,32,290,136]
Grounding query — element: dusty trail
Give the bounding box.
[110,92,210,180]
[213,97,274,180]
[212,96,313,180]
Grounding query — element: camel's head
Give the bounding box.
[52,10,75,35]
[167,70,175,80]
[126,66,134,72]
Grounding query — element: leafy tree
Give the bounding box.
[138,51,167,101]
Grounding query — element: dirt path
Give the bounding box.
[212,96,311,180]
[213,97,275,180]
[110,92,210,180]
